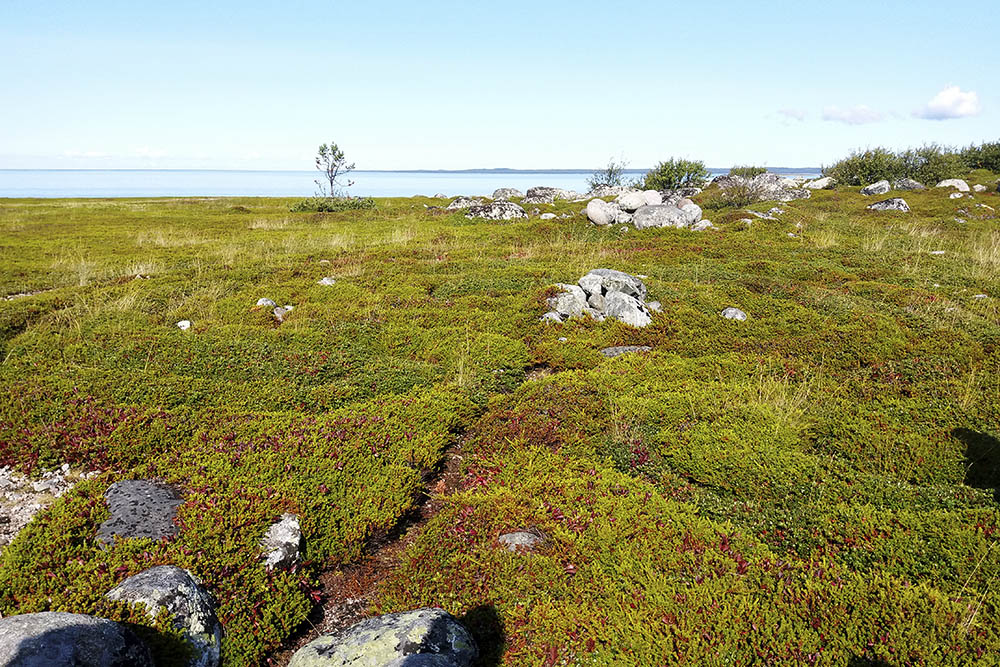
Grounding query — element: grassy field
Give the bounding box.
[1,177,999,665]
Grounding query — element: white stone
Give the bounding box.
[261,514,301,569]
[317,277,336,286]
[176,320,191,330]
[586,198,621,226]
[256,298,276,307]
[804,177,835,190]
[936,179,970,192]
[860,180,890,196]
[721,307,748,321]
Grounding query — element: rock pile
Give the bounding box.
[465,201,528,220]
[712,173,811,203]
[542,269,656,328]
[587,194,710,231]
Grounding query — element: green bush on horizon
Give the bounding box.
[641,158,710,190]
[290,196,375,213]
[823,141,1000,186]
[728,165,767,178]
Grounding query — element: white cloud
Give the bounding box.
[913,85,981,120]
[822,105,884,125]
[777,108,806,122]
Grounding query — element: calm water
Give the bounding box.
[0,169,821,199]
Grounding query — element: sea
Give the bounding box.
[0,168,822,199]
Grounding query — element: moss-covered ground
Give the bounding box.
[1,178,999,665]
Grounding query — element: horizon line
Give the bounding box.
[0,166,822,174]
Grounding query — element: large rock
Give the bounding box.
[603,291,652,328]
[491,188,523,200]
[615,191,650,213]
[0,612,153,666]
[804,177,835,190]
[860,180,890,196]
[714,173,810,203]
[260,514,301,570]
[588,184,631,198]
[522,186,579,204]
[97,480,182,546]
[866,198,910,212]
[972,184,987,193]
[105,566,222,667]
[288,608,477,667]
[586,198,621,226]
[935,179,970,192]
[548,284,588,319]
[445,197,483,211]
[464,201,527,220]
[579,269,647,301]
[893,177,925,191]
[631,204,700,229]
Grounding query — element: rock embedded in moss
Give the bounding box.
[892,177,925,191]
[105,566,222,667]
[491,188,523,200]
[866,198,910,212]
[288,608,477,667]
[935,178,969,192]
[260,513,302,570]
[444,197,483,211]
[721,307,748,321]
[600,345,652,358]
[0,611,153,667]
[464,201,527,220]
[860,180,890,196]
[498,531,543,552]
[256,297,276,307]
[96,479,182,546]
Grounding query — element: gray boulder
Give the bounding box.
[804,177,835,190]
[588,185,632,198]
[498,531,543,552]
[547,284,588,319]
[260,513,301,570]
[579,269,647,301]
[288,608,477,667]
[866,198,910,212]
[0,612,153,667]
[445,197,483,211]
[615,191,650,213]
[973,184,987,193]
[860,180,890,196]
[491,188,523,200]
[632,204,700,229]
[97,480,182,546]
[641,190,662,206]
[893,178,925,191]
[464,201,527,220]
[604,291,652,328]
[586,199,621,226]
[521,187,558,204]
[105,566,222,667]
[255,298,276,307]
[721,307,748,321]
[935,179,970,192]
[600,345,652,358]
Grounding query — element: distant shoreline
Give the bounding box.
[0,167,821,174]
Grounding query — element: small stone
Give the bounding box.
[973,294,989,299]
[860,180,890,196]
[645,301,662,313]
[600,345,652,358]
[260,514,301,570]
[273,306,293,321]
[539,213,556,220]
[540,312,563,324]
[256,298,276,307]
[950,192,964,199]
[972,184,986,193]
[317,277,336,286]
[176,320,191,330]
[498,531,543,552]
[928,250,946,256]
[721,307,748,321]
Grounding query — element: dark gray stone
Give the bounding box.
[97,480,182,546]
[892,177,925,191]
[491,188,523,200]
[860,180,890,196]
[600,345,652,358]
[288,608,477,667]
[0,612,153,667]
[105,566,221,667]
[866,198,910,213]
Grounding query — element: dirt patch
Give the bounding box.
[266,448,468,665]
[524,365,554,382]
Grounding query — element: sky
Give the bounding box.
[1,0,997,170]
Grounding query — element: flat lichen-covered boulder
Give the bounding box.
[288,608,477,667]
[96,479,183,545]
[105,566,222,667]
[464,201,527,220]
[0,611,153,667]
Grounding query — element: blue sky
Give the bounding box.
[1,0,996,170]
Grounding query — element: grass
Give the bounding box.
[0,179,999,665]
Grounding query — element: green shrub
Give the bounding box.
[728,165,767,178]
[290,196,375,213]
[586,157,629,190]
[901,144,966,184]
[961,140,1000,173]
[641,158,710,190]
[822,147,905,186]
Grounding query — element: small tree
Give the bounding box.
[642,158,710,190]
[314,142,355,198]
[587,157,629,190]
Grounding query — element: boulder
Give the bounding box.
[893,177,925,191]
[867,198,910,212]
[548,284,588,319]
[432,193,447,199]
[804,177,835,190]
[0,612,153,667]
[587,185,633,198]
[317,277,336,286]
[586,199,621,226]
[97,480,182,546]
[288,608,477,667]
[600,345,652,358]
[273,305,294,321]
[539,213,556,220]
[579,269,647,301]
[491,188,523,200]
[464,201,528,220]
[603,291,652,328]
[936,179,970,192]
[260,513,301,570]
[860,180,890,196]
[445,197,483,211]
[522,186,578,204]
[105,566,222,667]
[973,184,987,193]
[632,204,700,230]
[255,298,275,307]
[615,191,650,213]
[498,531,543,552]
[721,307,748,321]
[642,190,662,206]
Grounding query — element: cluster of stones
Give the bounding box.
[712,172,813,202]
[439,186,588,221]
[856,177,987,214]
[541,269,661,328]
[0,464,98,553]
[585,188,713,231]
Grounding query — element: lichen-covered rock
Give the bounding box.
[255,298,276,307]
[105,566,222,667]
[548,284,588,319]
[176,320,191,330]
[0,612,153,667]
[539,213,556,220]
[860,180,890,196]
[892,177,925,191]
[587,184,632,198]
[721,307,748,321]
[866,198,910,212]
[585,198,619,226]
[97,480,182,546]
[261,513,301,569]
[603,291,652,328]
[579,269,647,302]
[317,277,336,286]
[641,190,662,206]
[464,201,527,220]
[288,608,477,667]
[521,186,580,205]
[600,345,652,358]
[935,179,969,192]
[631,204,699,229]
[445,197,483,211]
[498,531,543,552]
[804,177,835,189]
[491,188,523,200]
[615,191,650,213]
[972,184,987,193]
